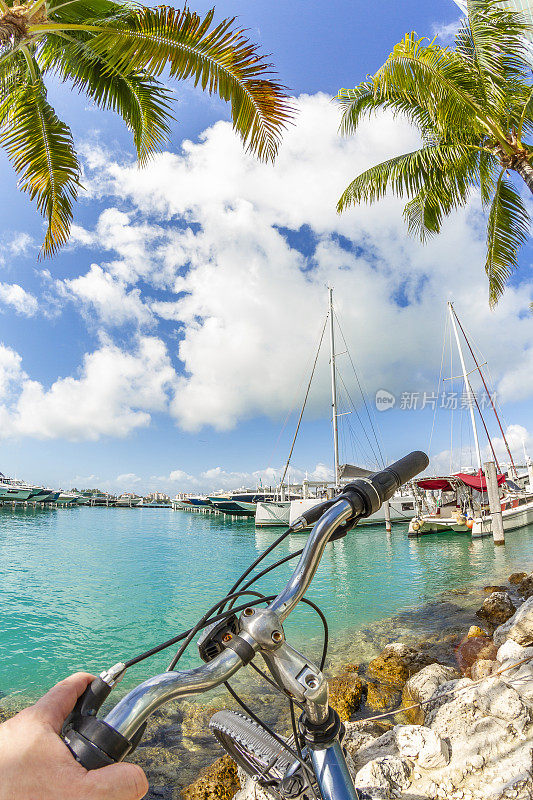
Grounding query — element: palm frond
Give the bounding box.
[39,33,173,162]
[337,142,476,211]
[486,172,530,306]
[465,0,531,90]
[372,34,483,135]
[0,77,81,256]
[84,6,293,161]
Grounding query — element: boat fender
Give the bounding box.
[466,518,474,529]
[411,518,420,532]
[454,513,467,526]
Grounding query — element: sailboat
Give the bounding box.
[408,302,533,538]
[255,288,417,527]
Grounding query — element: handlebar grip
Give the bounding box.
[62,676,146,770]
[340,451,429,519]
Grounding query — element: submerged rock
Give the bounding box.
[181,755,239,800]
[328,665,365,721]
[368,643,434,690]
[365,681,401,712]
[476,591,516,630]
[509,572,528,585]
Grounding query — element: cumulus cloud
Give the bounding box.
[0,283,38,316]
[430,424,533,475]
[57,264,152,327]
[66,92,533,435]
[0,336,177,440]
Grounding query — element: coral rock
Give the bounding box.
[470,659,499,681]
[366,681,401,712]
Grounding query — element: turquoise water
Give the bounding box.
[1,505,532,701]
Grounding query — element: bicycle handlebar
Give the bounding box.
[62,451,428,770]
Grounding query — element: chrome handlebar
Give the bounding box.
[63,451,429,767]
[104,497,353,739]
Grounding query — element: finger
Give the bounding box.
[84,762,149,800]
[31,672,96,732]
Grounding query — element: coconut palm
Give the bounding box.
[337,0,533,306]
[0,1,292,256]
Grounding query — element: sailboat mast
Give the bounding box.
[448,302,483,473]
[329,287,340,488]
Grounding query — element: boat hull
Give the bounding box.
[255,502,291,527]
[288,496,417,527]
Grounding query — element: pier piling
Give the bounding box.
[384,500,392,533]
[484,460,505,545]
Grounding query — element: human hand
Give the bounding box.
[0,672,148,800]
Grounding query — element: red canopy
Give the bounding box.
[417,478,454,491]
[455,471,506,491]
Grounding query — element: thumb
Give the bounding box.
[84,761,149,800]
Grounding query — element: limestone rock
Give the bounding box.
[182,704,220,743]
[455,631,497,677]
[402,664,460,724]
[470,659,499,681]
[497,638,533,667]
[507,596,533,646]
[476,676,530,735]
[343,719,393,756]
[476,592,516,630]
[493,615,515,647]
[366,681,401,712]
[328,666,365,721]
[483,585,508,594]
[368,642,434,690]
[354,755,411,798]
[394,724,451,769]
[181,755,239,800]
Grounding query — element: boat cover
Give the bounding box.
[339,464,374,479]
[455,471,506,491]
[416,478,454,491]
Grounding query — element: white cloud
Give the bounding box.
[0,336,177,440]
[432,17,462,43]
[430,424,533,475]
[71,93,533,434]
[58,264,152,327]
[116,472,142,484]
[0,283,38,316]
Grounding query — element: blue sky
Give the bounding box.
[1,0,533,494]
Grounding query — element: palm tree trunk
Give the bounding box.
[513,157,533,193]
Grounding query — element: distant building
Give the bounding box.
[146,492,171,501]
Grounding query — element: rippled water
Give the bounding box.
[1,505,532,701]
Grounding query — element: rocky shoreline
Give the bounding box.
[172,569,533,800]
[2,569,532,799]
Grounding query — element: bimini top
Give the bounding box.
[416,471,506,492]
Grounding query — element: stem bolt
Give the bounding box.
[271,630,283,643]
[223,634,233,643]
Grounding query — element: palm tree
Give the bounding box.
[336,0,533,306]
[0,1,292,256]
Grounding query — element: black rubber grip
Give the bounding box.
[298,499,335,527]
[340,451,429,519]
